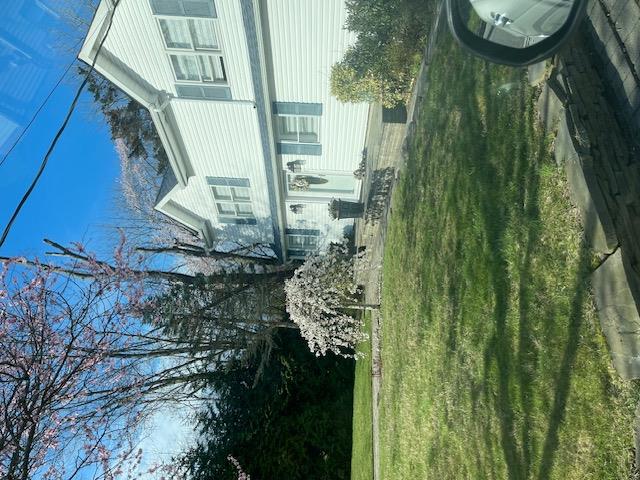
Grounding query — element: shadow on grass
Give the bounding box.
[472,65,593,479]
[389,33,596,478]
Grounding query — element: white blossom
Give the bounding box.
[284,245,368,358]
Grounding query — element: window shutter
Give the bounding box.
[202,86,231,100]
[150,0,183,15]
[182,0,216,17]
[150,0,216,17]
[276,143,322,156]
[176,85,232,100]
[272,102,322,116]
[287,249,308,258]
[175,85,203,98]
[207,177,250,187]
[219,218,257,225]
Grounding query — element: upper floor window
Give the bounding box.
[208,177,254,219]
[170,53,226,83]
[159,18,218,50]
[212,185,253,217]
[287,234,318,250]
[150,0,216,18]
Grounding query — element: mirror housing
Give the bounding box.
[446,0,588,66]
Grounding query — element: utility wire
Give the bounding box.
[0,53,77,170]
[0,0,120,249]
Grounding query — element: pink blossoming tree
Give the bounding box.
[0,233,291,479]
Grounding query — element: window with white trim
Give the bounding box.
[211,185,253,218]
[170,53,226,83]
[286,234,318,251]
[159,18,219,50]
[276,116,319,144]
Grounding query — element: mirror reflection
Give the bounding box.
[463,0,575,48]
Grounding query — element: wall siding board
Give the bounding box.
[166,100,274,245]
[265,0,370,247]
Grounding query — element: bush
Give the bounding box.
[331,0,435,107]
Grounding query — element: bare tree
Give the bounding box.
[0,235,295,479]
[49,0,100,55]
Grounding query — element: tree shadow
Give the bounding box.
[535,243,591,480]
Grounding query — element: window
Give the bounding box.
[273,102,322,156]
[150,0,217,18]
[286,230,320,257]
[159,18,218,50]
[170,53,226,83]
[175,84,231,100]
[276,116,319,143]
[287,234,318,250]
[212,185,253,217]
[208,177,254,220]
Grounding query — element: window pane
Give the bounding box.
[235,203,253,216]
[213,56,226,81]
[216,203,235,215]
[211,186,231,200]
[298,117,319,143]
[199,55,225,82]
[278,116,299,142]
[189,19,218,49]
[304,236,318,248]
[160,19,191,49]
[231,187,250,201]
[198,56,212,82]
[171,55,200,81]
[288,236,304,248]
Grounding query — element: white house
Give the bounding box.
[79,0,370,261]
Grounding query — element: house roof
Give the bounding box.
[154,167,178,207]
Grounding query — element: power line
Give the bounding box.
[0,55,77,170]
[0,0,120,249]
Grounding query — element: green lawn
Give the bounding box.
[377,31,640,480]
[351,313,374,480]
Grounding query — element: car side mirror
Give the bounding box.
[446,0,588,66]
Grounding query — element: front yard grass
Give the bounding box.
[378,30,640,479]
[351,312,373,480]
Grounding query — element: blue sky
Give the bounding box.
[0,0,120,258]
[0,2,196,476]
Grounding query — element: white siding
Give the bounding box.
[264,0,370,245]
[166,100,274,244]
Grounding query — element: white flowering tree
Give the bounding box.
[284,246,378,357]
